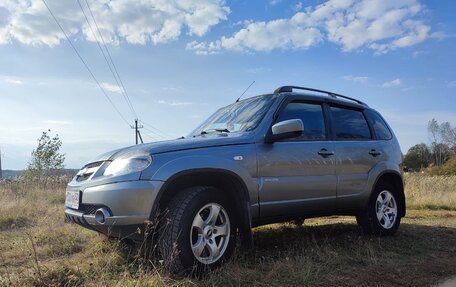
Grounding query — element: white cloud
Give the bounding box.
[343,75,369,84]
[269,0,282,6]
[100,82,123,94]
[293,2,304,12]
[381,78,401,87]
[188,0,434,54]
[157,100,192,106]
[430,31,448,40]
[4,78,22,84]
[188,19,323,53]
[245,67,272,74]
[447,81,456,88]
[412,50,429,58]
[0,0,229,47]
[186,40,222,55]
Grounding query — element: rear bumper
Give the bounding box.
[64,180,164,238]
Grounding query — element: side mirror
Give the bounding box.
[265,119,304,143]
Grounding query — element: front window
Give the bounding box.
[189,95,275,137]
[276,101,326,140]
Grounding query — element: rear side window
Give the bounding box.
[365,110,392,140]
[330,107,371,140]
[276,102,326,140]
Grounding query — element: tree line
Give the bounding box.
[403,119,456,174]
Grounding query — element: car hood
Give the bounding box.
[90,132,255,162]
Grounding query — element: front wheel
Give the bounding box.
[357,182,401,236]
[158,186,236,274]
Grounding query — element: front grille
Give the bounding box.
[75,161,104,182]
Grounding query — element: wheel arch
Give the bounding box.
[151,168,254,248]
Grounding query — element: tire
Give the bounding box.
[158,186,237,274]
[357,181,401,236]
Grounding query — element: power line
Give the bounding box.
[142,126,168,140]
[45,0,168,145]
[76,0,135,119]
[140,130,168,142]
[82,0,137,119]
[82,0,170,143]
[140,120,173,139]
[42,0,130,127]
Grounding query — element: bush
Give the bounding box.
[425,153,456,176]
[441,154,456,175]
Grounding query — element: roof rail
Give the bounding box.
[274,86,367,106]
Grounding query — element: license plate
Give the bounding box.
[65,190,80,209]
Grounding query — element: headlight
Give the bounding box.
[103,151,152,177]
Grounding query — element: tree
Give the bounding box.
[428,119,454,166]
[403,143,432,171]
[431,143,451,167]
[440,121,456,149]
[24,129,65,180]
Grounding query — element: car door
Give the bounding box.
[257,100,337,219]
[328,105,380,210]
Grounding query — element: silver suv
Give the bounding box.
[65,86,405,273]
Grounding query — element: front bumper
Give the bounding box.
[64,180,164,238]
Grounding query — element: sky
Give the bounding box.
[0,0,455,170]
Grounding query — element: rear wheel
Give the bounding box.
[357,181,401,236]
[158,186,236,274]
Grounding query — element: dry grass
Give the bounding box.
[0,176,455,286]
[405,173,456,210]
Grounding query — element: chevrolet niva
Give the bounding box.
[65,86,405,273]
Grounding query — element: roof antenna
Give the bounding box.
[236,80,255,102]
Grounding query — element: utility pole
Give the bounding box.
[131,119,144,145]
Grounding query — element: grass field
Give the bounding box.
[1,174,455,286]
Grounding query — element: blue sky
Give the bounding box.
[0,0,455,170]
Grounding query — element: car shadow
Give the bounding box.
[250,220,456,254]
[112,217,456,285]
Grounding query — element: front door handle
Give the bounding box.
[369,149,382,157]
[318,148,334,157]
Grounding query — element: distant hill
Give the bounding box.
[1,170,23,178]
[1,169,79,179]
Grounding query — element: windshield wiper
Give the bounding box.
[200,128,230,135]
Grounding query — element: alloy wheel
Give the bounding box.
[190,203,230,264]
[375,190,397,229]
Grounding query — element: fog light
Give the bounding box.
[95,208,110,224]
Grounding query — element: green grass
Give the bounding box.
[1,178,455,286]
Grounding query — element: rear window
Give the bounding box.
[365,110,392,140]
[330,107,371,140]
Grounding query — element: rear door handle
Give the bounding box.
[318,148,334,157]
[369,149,382,157]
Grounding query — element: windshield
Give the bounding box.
[189,95,275,137]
